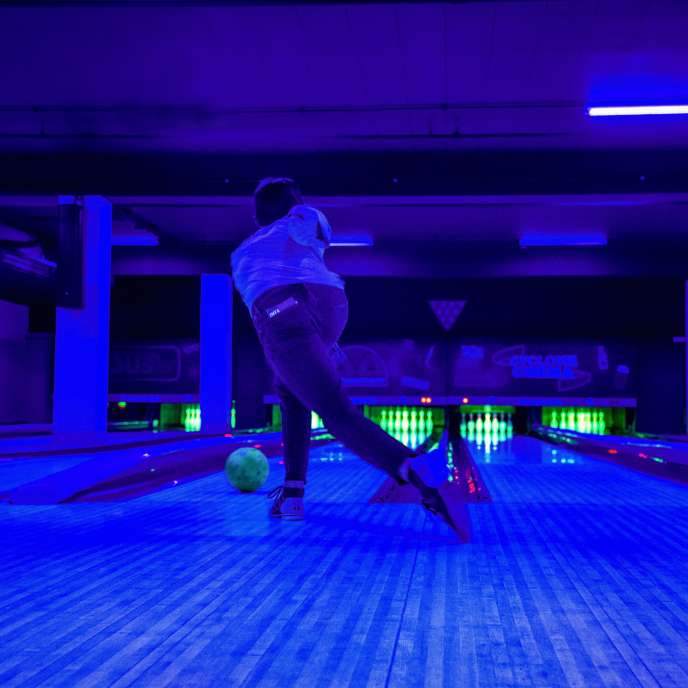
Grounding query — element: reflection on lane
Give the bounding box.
[467,435,582,466]
[0,454,93,492]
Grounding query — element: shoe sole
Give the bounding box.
[427,482,471,542]
[269,513,305,521]
[410,469,471,542]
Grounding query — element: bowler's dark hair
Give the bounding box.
[254,177,303,227]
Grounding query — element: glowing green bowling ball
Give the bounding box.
[225,447,269,492]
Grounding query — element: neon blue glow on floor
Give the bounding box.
[1,437,687,686]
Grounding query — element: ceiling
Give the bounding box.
[3,192,688,281]
[2,1,688,280]
[118,193,688,246]
[0,0,687,153]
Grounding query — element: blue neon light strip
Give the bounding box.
[330,233,373,247]
[588,105,688,117]
[519,232,607,248]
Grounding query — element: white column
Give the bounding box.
[53,196,112,435]
[200,274,233,433]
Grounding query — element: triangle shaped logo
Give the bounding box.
[429,300,466,332]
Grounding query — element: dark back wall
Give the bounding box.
[29,276,686,434]
[237,276,686,433]
[31,276,683,342]
[340,277,683,340]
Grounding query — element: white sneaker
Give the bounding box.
[398,435,449,487]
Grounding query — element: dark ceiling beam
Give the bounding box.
[1,149,687,196]
[0,1,543,6]
[110,242,688,278]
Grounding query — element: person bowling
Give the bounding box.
[230,177,464,535]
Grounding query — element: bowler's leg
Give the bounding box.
[263,322,413,480]
[275,377,311,484]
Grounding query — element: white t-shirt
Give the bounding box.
[230,205,345,311]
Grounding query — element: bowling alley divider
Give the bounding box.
[370,430,491,508]
[0,430,334,505]
[370,420,492,542]
[532,426,688,486]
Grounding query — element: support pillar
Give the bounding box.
[53,196,112,435]
[685,279,688,434]
[200,274,233,433]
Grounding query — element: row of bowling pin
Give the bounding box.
[461,412,513,440]
[184,402,237,433]
[379,407,435,436]
[469,427,510,452]
[311,408,434,439]
[545,408,606,435]
[184,406,201,432]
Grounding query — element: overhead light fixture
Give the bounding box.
[330,233,373,247]
[587,105,688,117]
[519,232,607,248]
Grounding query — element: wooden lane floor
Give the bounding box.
[0,439,687,687]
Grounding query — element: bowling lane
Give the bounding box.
[0,453,91,492]
[0,430,333,504]
[2,434,688,687]
[388,435,688,687]
[0,435,242,503]
[468,433,688,524]
[0,443,425,688]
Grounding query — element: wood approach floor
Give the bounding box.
[1,437,687,687]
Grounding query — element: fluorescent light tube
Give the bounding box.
[519,233,607,248]
[588,105,688,117]
[330,233,373,247]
